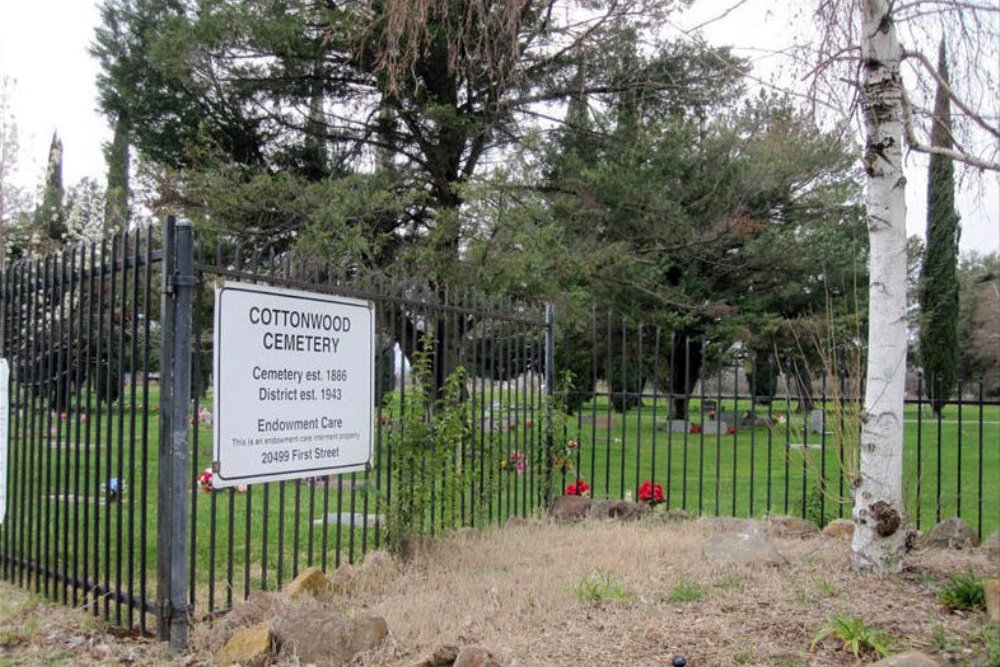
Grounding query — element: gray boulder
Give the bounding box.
[923,518,980,549]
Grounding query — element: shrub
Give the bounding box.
[937,570,986,611]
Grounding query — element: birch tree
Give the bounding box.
[810,0,1000,572]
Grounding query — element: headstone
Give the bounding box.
[810,409,826,434]
[701,400,718,411]
[313,512,384,527]
[657,419,689,434]
[718,411,742,428]
[703,420,729,434]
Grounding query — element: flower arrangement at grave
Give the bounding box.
[638,480,665,505]
[690,423,702,434]
[501,450,526,474]
[565,479,590,496]
[552,439,579,473]
[726,426,737,435]
[197,468,214,494]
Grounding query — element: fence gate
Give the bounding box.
[1,217,555,652]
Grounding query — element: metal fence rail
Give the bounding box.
[0,226,162,632]
[1,219,997,651]
[552,313,999,539]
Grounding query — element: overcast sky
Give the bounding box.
[1,0,997,254]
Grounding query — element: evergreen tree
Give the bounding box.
[34,132,66,246]
[104,116,129,234]
[918,41,961,414]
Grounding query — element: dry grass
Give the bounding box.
[336,519,997,666]
[0,583,168,666]
[4,519,999,666]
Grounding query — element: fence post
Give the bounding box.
[156,217,195,653]
[543,303,555,507]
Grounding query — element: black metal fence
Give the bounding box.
[551,313,999,541]
[0,218,552,646]
[1,219,997,648]
[0,226,163,631]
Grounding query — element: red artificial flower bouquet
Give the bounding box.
[638,480,665,504]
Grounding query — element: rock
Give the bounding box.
[666,508,691,521]
[983,531,999,561]
[277,615,387,666]
[218,624,277,667]
[454,646,502,667]
[923,518,980,549]
[822,518,855,539]
[226,591,285,628]
[285,566,329,598]
[589,499,649,522]
[701,517,764,535]
[703,532,785,567]
[985,579,1000,622]
[408,645,460,667]
[868,651,939,666]
[765,515,819,538]
[549,495,592,523]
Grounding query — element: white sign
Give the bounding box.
[0,358,8,524]
[212,282,375,487]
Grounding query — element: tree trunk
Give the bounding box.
[851,0,909,573]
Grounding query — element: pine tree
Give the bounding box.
[34,131,66,245]
[918,40,961,415]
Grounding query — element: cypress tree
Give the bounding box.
[34,131,66,245]
[918,40,961,414]
[104,116,130,234]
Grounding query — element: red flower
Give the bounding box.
[197,469,214,494]
[379,414,389,425]
[709,411,716,419]
[727,427,737,435]
[638,480,665,504]
[565,479,590,496]
[690,423,702,434]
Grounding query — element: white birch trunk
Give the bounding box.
[851,0,910,573]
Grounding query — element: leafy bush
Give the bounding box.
[811,615,896,658]
[937,570,986,611]
[373,345,469,557]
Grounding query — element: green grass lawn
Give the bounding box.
[1,386,996,631]
[552,396,999,538]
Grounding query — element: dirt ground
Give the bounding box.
[2,518,999,666]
